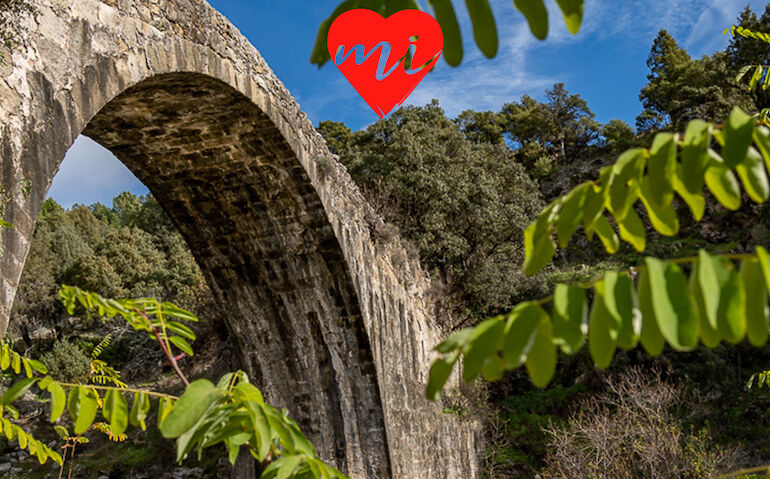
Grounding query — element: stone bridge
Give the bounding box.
[0,0,481,477]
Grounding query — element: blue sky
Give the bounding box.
[48,0,766,208]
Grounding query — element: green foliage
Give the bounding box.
[486,384,587,474]
[637,30,750,132]
[454,110,505,145]
[319,102,547,319]
[427,105,770,398]
[524,108,770,271]
[10,194,208,349]
[0,289,347,478]
[501,83,601,165]
[40,340,91,383]
[311,0,583,67]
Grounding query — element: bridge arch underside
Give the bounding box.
[76,72,390,477]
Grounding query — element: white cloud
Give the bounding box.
[406,0,557,116]
[403,0,760,118]
[684,0,765,57]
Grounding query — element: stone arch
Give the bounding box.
[0,0,481,477]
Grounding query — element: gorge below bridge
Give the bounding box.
[0,0,482,477]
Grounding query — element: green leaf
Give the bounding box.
[16,427,26,449]
[680,120,711,194]
[594,215,619,254]
[705,158,741,210]
[5,404,18,419]
[166,321,196,340]
[613,273,639,350]
[430,0,462,66]
[691,262,721,348]
[673,165,706,221]
[735,147,770,203]
[513,0,548,40]
[1,344,10,370]
[160,379,221,438]
[462,318,505,382]
[47,448,63,466]
[21,357,32,378]
[640,177,679,236]
[502,302,546,368]
[161,302,199,322]
[262,455,302,479]
[234,381,265,405]
[608,149,645,221]
[466,0,498,57]
[697,249,724,330]
[753,126,770,172]
[523,203,557,275]
[130,392,150,430]
[34,439,47,464]
[556,182,589,248]
[310,0,360,67]
[264,407,295,453]
[103,389,129,436]
[588,283,617,369]
[38,376,52,390]
[68,386,99,435]
[749,65,763,91]
[583,167,612,237]
[645,257,698,350]
[525,318,556,387]
[638,269,665,356]
[169,336,194,356]
[11,352,20,374]
[158,397,174,429]
[599,271,622,331]
[723,107,755,168]
[27,359,47,375]
[435,328,473,353]
[1,378,37,406]
[617,208,646,252]
[735,64,753,83]
[245,401,272,460]
[646,133,677,209]
[741,258,769,347]
[552,284,586,354]
[554,0,583,34]
[716,268,746,343]
[482,354,505,382]
[47,381,66,423]
[756,247,770,297]
[426,352,459,401]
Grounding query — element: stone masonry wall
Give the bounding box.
[0,0,482,477]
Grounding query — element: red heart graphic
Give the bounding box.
[327,9,443,118]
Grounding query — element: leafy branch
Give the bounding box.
[427,106,770,399]
[724,25,770,45]
[725,26,770,127]
[0,288,349,478]
[312,0,584,68]
[523,107,769,274]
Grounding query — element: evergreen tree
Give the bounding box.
[638,30,749,131]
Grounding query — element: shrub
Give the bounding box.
[40,340,91,383]
[543,368,745,478]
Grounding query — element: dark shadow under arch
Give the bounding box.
[77,72,391,477]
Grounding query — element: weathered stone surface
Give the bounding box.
[0,1,482,477]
